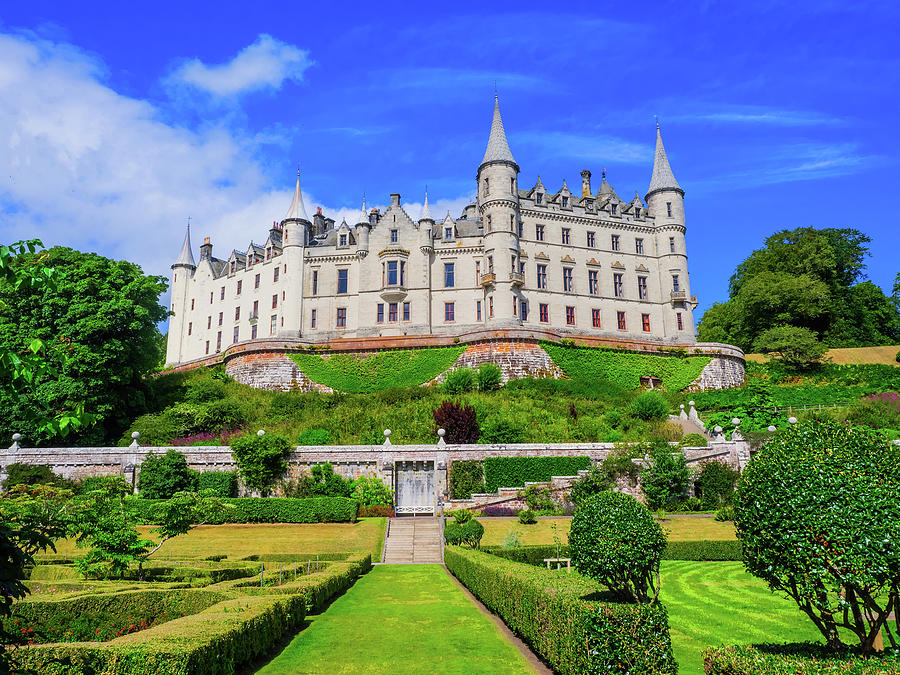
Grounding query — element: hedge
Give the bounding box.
[703,643,900,674]
[445,546,676,674]
[135,497,358,524]
[483,456,591,492]
[485,540,743,563]
[196,471,238,497]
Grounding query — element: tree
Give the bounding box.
[569,492,666,603]
[752,325,829,369]
[696,461,740,510]
[229,431,292,494]
[735,419,900,654]
[138,449,198,499]
[640,443,691,510]
[432,401,480,444]
[0,246,168,445]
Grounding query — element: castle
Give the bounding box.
[166,97,697,367]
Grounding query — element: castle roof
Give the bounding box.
[647,124,683,198]
[481,95,517,167]
[284,170,311,222]
[173,225,195,268]
[420,189,433,222]
[597,170,617,199]
[358,198,369,225]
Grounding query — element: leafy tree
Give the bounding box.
[696,461,740,510]
[432,401,480,444]
[144,489,225,560]
[0,246,167,446]
[640,442,691,510]
[229,432,292,494]
[137,449,198,499]
[752,325,829,369]
[735,419,900,653]
[569,492,667,603]
[569,466,611,505]
[350,474,392,507]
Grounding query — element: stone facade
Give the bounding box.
[430,339,563,384]
[224,351,332,392]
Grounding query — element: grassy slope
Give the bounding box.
[255,565,534,675]
[746,344,900,365]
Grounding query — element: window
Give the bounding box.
[634,206,641,219]
[254,273,260,289]
[488,256,494,273]
[336,308,347,328]
[517,221,523,238]
[667,202,672,217]
[312,270,319,295]
[476,301,482,321]
[266,248,271,261]
[535,224,545,241]
[205,340,210,355]
[337,269,348,294]
[520,301,528,321]
[512,295,517,317]
[233,326,239,344]
[386,261,399,286]
[390,229,398,243]
[635,238,644,254]
[613,273,624,297]
[510,215,514,231]
[377,304,384,323]
[638,276,648,300]
[642,313,651,332]
[237,280,242,295]
[617,311,626,330]
[444,262,455,288]
[389,302,398,322]
[536,193,543,205]
[270,315,277,335]
[311,309,317,329]
[272,294,278,309]
[234,306,240,321]
[220,286,225,300]
[561,228,570,245]
[611,203,618,215]
[566,306,575,325]
[251,324,258,339]
[486,215,491,232]
[589,270,599,295]
[444,227,453,240]
[519,260,525,275]
[190,299,194,311]
[563,267,574,292]
[230,261,235,274]
[536,264,547,289]
[611,234,620,251]
[210,291,213,304]
[669,237,676,253]
[483,177,489,196]
[252,300,259,316]
[592,309,601,328]
[489,296,494,317]
[444,302,455,322]
[218,312,223,326]
[403,302,410,321]
[677,312,684,330]
[510,177,515,194]
[274,268,280,282]
[587,231,595,248]
[510,255,516,272]
[539,303,549,322]
[188,321,192,335]
[562,196,569,208]
[672,274,680,292]
[216,331,222,352]
[339,234,347,246]
[207,316,211,329]
[475,261,481,283]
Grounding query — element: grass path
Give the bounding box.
[660,561,822,674]
[256,565,535,674]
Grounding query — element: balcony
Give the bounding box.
[670,290,698,306]
[248,311,259,322]
[509,272,525,287]
[480,272,496,287]
[380,285,407,302]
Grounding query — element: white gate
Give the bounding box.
[394,460,436,515]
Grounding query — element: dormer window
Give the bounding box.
[229,261,236,274]
[339,234,347,247]
[562,196,569,208]
[390,229,398,243]
[444,227,453,240]
[266,248,272,260]
[536,193,543,205]
[611,203,618,215]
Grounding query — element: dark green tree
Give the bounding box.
[138,449,198,499]
[640,443,691,510]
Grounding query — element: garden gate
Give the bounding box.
[394,460,436,515]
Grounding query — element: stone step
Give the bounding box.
[382,517,444,564]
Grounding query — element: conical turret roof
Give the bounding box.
[284,170,310,222]
[480,95,517,167]
[357,197,369,225]
[173,224,195,268]
[646,124,683,198]
[420,189,433,221]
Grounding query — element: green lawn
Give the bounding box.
[660,561,823,674]
[256,565,535,674]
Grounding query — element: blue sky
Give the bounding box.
[1,1,897,321]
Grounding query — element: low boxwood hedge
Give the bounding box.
[445,546,676,674]
[135,496,358,524]
[703,643,900,674]
[484,539,743,564]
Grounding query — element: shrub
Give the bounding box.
[483,456,591,492]
[196,471,237,498]
[678,432,708,447]
[350,474,392,507]
[568,466,610,505]
[697,460,740,510]
[285,462,353,498]
[442,367,476,394]
[479,416,525,443]
[451,508,475,524]
[134,497,358,524]
[444,519,484,548]
[518,510,537,525]
[519,485,554,511]
[297,428,332,446]
[598,445,642,487]
[183,377,227,403]
[845,392,900,430]
[704,643,900,674]
[569,492,667,603]
[897,349,900,364]
[137,450,197,499]
[752,325,829,370]
[445,547,677,674]
[714,506,735,522]
[475,363,503,391]
[229,432,293,494]
[735,419,900,653]
[2,463,73,490]
[640,443,691,510]
[629,391,670,421]
[448,460,485,499]
[432,401,479,444]
[197,399,248,432]
[358,504,393,518]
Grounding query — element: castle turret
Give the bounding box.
[166,224,196,365]
[418,189,434,253]
[356,198,370,258]
[279,170,311,337]
[477,95,522,325]
[645,123,684,224]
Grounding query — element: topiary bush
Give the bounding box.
[735,419,900,654]
[229,432,293,495]
[569,492,667,603]
[697,460,740,510]
[449,460,485,499]
[138,449,198,499]
[442,367,476,394]
[629,391,670,421]
[640,442,691,510]
[475,363,503,391]
[432,401,479,444]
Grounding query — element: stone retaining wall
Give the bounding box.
[429,339,563,384]
[224,351,332,392]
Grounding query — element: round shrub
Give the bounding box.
[475,363,503,391]
[518,509,537,525]
[569,491,666,603]
[479,416,525,444]
[629,391,669,421]
[735,419,900,653]
[138,449,197,499]
[444,518,485,548]
[432,401,480,444]
[443,367,475,394]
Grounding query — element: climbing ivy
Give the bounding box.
[289,346,466,393]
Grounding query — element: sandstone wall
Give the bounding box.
[225,351,332,392]
[430,339,563,384]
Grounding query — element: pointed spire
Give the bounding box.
[174,223,195,268]
[284,169,310,222]
[597,168,616,198]
[420,188,433,222]
[357,196,368,225]
[646,124,683,198]
[480,95,517,167]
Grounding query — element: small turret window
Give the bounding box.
[667,202,673,217]
[669,237,676,253]
[611,203,617,215]
[510,177,515,194]
[483,178,489,196]
[536,193,543,205]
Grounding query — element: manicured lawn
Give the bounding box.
[256,565,535,674]
[45,518,386,560]
[480,515,735,546]
[660,561,822,674]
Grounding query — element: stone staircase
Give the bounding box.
[381,517,443,564]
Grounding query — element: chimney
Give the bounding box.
[390,193,401,206]
[313,211,326,237]
[200,237,213,260]
[581,169,592,198]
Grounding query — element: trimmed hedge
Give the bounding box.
[703,643,900,674]
[135,497,358,524]
[196,471,237,497]
[445,546,676,674]
[483,456,591,492]
[485,540,743,563]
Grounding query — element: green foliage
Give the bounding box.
[196,471,237,498]
[297,428,332,445]
[486,540,743,564]
[569,492,667,603]
[2,463,74,490]
[451,509,475,524]
[640,443,691,510]
[697,461,740,510]
[483,456,591,493]
[735,419,900,653]
[443,367,476,394]
[678,432,708,447]
[598,445,643,487]
[541,341,711,391]
[432,401,479,444]
[283,462,353,499]
[703,643,900,674]
[845,393,900,430]
[448,460,485,499]
[479,416,526,443]
[629,390,670,421]
[517,510,537,525]
[568,466,610,505]
[138,450,197,499]
[714,506,735,522]
[753,325,829,369]
[519,484,554,511]
[290,347,465,393]
[229,432,292,494]
[350,475,392,508]
[443,519,485,548]
[135,497,358,524]
[445,546,677,674]
[475,363,503,391]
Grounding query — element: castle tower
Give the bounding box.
[477,95,521,325]
[279,170,311,337]
[356,197,370,258]
[166,224,196,365]
[418,190,435,334]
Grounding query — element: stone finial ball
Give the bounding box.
[788,417,798,425]
[257,429,265,436]
[893,440,900,447]
[12,433,21,442]
[688,401,695,407]
[132,432,140,439]
[437,428,446,437]
[767,426,777,432]
[714,426,723,433]
[679,404,685,410]
[384,429,391,437]
[732,418,740,426]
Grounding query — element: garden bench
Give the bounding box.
[543,557,571,572]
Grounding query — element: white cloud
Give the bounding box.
[517,131,649,165]
[168,34,312,97]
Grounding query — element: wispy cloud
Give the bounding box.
[517,131,649,165]
[168,34,312,97]
[669,105,842,127]
[377,67,547,93]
